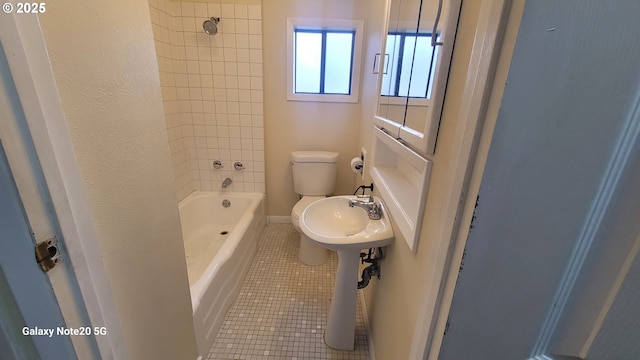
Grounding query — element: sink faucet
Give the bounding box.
[222,177,232,189]
[348,195,382,220]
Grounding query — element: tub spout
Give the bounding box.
[222,177,232,188]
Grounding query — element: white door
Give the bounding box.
[0,33,98,359]
[0,144,76,360]
[0,13,126,359]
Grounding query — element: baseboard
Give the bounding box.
[359,290,376,360]
[267,215,291,224]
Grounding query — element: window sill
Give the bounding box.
[287,93,359,104]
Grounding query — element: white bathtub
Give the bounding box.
[179,191,265,357]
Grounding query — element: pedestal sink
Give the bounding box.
[299,195,393,350]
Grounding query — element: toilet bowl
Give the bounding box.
[290,150,339,265]
[291,196,329,266]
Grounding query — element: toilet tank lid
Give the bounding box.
[291,151,339,163]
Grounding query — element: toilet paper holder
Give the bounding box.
[350,156,364,174]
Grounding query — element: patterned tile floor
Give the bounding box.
[207,223,370,360]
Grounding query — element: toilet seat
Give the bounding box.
[291,196,324,223]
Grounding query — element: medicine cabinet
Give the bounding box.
[373,0,461,156]
[370,0,460,251]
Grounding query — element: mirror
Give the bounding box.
[374,0,461,155]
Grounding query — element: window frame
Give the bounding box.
[286,18,364,103]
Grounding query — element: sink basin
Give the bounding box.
[299,195,393,350]
[299,195,393,251]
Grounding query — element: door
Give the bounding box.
[438,0,640,359]
[0,143,76,360]
[0,34,94,359]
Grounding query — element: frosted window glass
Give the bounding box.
[398,36,416,97]
[324,33,353,94]
[381,35,401,96]
[294,32,321,93]
[382,33,437,98]
[407,36,432,98]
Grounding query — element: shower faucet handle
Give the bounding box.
[213,160,224,169]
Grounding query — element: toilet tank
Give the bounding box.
[291,151,339,195]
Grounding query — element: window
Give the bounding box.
[381,32,439,99]
[287,18,364,103]
[294,29,355,95]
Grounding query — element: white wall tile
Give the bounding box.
[223,49,237,62]
[227,115,239,127]
[248,20,261,35]
[253,141,264,153]
[194,3,207,16]
[199,62,213,75]
[202,88,214,100]
[149,2,264,197]
[207,3,221,17]
[181,2,194,17]
[203,100,215,112]
[226,88,239,101]
[248,34,262,50]
[249,49,262,64]
[227,101,240,114]
[235,19,249,34]
[236,49,250,63]
[234,4,248,19]
[220,19,235,34]
[249,63,262,77]
[221,4,235,19]
[247,5,261,20]
[239,89,251,102]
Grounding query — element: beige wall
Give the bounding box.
[39,1,198,359]
[263,0,381,216]
[359,0,487,358]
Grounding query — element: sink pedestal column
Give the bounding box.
[324,249,360,350]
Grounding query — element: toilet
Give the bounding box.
[290,151,339,265]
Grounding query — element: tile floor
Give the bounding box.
[207,224,371,360]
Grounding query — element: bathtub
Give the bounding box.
[179,191,266,357]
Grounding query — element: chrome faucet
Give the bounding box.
[348,195,382,220]
[222,177,232,189]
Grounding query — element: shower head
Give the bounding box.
[203,17,220,35]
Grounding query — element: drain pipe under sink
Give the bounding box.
[357,247,383,289]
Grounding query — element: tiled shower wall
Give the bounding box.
[149,0,265,201]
